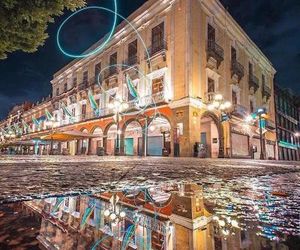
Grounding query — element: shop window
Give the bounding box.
[152,77,164,95]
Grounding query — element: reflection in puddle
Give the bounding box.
[0,181,299,249]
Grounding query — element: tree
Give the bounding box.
[0,0,86,59]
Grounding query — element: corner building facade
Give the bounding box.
[1,0,277,158]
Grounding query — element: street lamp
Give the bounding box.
[207,94,232,158]
[257,108,266,160]
[108,99,129,155]
[103,193,126,226]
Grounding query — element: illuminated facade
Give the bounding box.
[0,0,277,158]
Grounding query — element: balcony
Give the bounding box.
[248,74,259,93]
[140,91,168,107]
[145,40,168,60]
[79,108,113,122]
[108,67,118,78]
[262,83,271,101]
[207,40,224,68]
[78,82,88,91]
[206,92,215,102]
[123,55,139,69]
[231,60,244,82]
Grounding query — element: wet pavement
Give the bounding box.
[0,156,299,249]
[0,155,299,203]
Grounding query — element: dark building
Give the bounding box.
[274,84,300,161]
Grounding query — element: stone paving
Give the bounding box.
[0,155,299,203]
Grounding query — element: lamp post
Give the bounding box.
[207,94,232,158]
[103,193,126,226]
[108,99,129,156]
[245,108,266,160]
[257,108,266,160]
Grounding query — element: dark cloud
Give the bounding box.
[0,0,299,119]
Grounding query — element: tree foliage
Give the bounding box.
[0,0,86,59]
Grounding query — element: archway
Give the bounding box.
[147,116,171,156]
[105,123,117,155]
[123,120,143,156]
[90,127,104,155]
[199,112,223,158]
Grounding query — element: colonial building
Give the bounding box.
[0,0,277,158]
[274,84,300,161]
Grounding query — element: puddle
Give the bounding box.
[0,176,299,249]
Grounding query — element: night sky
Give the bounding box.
[0,0,299,119]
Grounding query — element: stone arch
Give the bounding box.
[122,118,143,156]
[147,114,172,156]
[103,122,118,155]
[200,111,224,158]
[90,126,104,155]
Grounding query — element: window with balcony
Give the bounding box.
[231,46,244,82]
[248,62,259,92]
[109,52,118,75]
[207,23,224,68]
[231,47,237,61]
[207,78,215,101]
[152,22,164,51]
[232,90,238,105]
[152,77,164,95]
[249,63,253,75]
[127,40,138,66]
[83,71,88,84]
[64,83,68,92]
[250,100,254,113]
[72,77,77,88]
[82,104,86,119]
[208,24,215,42]
[95,62,101,80]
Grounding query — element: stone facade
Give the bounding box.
[0,0,277,158]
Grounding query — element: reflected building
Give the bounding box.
[12,183,293,250]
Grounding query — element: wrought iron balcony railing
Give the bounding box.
[78,82,88,91]
[231,60,244,82]
[262,83,271,100]
[207,40,224,68]
[123,55,138,68]
[248,74,259,93]
[145,40,168,59]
